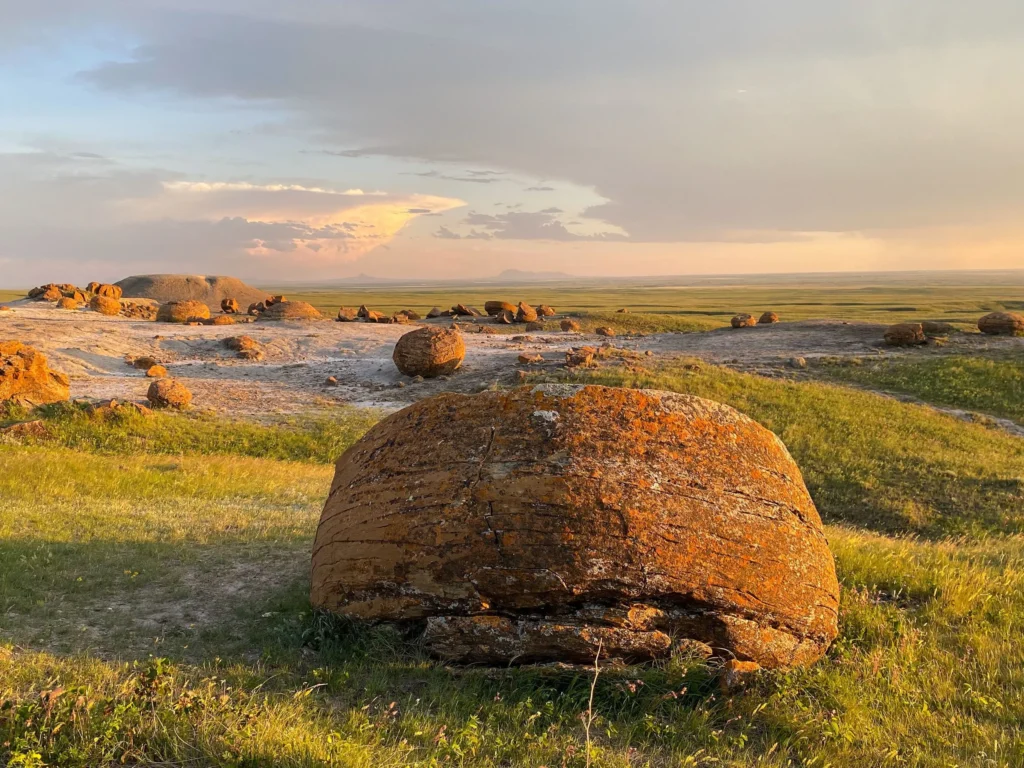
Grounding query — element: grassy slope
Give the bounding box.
[2,369,1024,765]
[815,355,1024,426]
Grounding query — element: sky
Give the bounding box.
[2,1,1024,285]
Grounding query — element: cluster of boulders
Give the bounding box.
[246,295,287,316]
[125,355,167,379]
[0,341,70,407]
[731,312,780,329]
[337,305,420,324]
[311,385,840,670]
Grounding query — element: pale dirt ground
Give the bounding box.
[1,300,1020,416]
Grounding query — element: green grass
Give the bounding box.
[814,355,1024,426]
[0,401,379,464]
[3,365,1024,765]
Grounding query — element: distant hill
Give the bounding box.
[494,269,574,282]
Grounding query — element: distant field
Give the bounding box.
[267,271,1024,328]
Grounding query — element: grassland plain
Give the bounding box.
[814,355,1024,427]
[2,362,1024,766]
[268,271,1024,330]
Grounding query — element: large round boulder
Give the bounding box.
[310,385,840,669]
[392,327,465,378]
[89,295,122,316]
[146,378,192,409]
[0,342,71,406]
[157,300,211,324]
[257,301,323,321]
[884,323,926,346]
[978,312,1024,336]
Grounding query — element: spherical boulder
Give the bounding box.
[392,327,465,378]
[146,365,168,378]
[90,295,122,316]
[535,304,557,317]
[56,298,79,311]
[311,385,840,668]
[157,300,211,324]
[146,378,192,409]
[560,319,581,332]
[978,312,1024,336]
[758,312,780,325]
[258,301,323,321]
[884,323,926,346]
[0,342,70,406]
[731,314,757,328]
[485,301,516,316]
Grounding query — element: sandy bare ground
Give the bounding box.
[2,302,1021,415]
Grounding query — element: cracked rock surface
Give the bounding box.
[310,384,840,668]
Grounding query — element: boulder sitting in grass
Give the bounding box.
[310,385,840,668]
[884,323,926,347]
[731,314,757,328]
[560,319,581,332]
[90,295,122,316]
[758,312,780,325]
[157,300,211,324]
[596,326,616,337]
[147,378,192,410]
[393,327,465,378]
[535,304,557,317]
[0,341,70,406]
[922,321,956,337]
[978,312,1024,336]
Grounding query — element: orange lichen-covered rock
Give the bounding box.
[392,327,465,378]
[485,301,516,316]
[259,301,322,321]
[310,385,840,668]
[90,295,122,316]
[0,341,70,405]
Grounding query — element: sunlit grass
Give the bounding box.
[3,367,1024,765]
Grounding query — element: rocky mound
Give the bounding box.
[978,312,1024,336]
[257,301,323,321]
[310,385,840,669]
[116,275,268,310]
[0,341,70,406]
[157,300,211,324]
[392,327,465,378]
